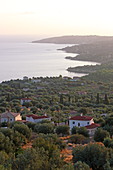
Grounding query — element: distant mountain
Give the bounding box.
[32,35,113,44]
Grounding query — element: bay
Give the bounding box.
[0,36,98,82]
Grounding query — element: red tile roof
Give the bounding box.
[70,116,93,121]
[1,112,20,118]
[10,112,20,117]
[17,120,27,123]
[85,123,100,129]
[26,114,49,120]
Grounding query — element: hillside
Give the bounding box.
[32,35,113,44]
[61,39,113,63]
[32,35,113,82]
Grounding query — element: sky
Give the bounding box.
[0,0,113,36]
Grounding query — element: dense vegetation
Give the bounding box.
[60,39,113,63]
[0,75,113,169]
[1,35,113,169]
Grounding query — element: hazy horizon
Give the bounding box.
[0,0,113,36]
[1,34,113,44]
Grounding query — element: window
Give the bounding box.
[87,122,89,125]
[78,123,80,126]
[73,121,75,124]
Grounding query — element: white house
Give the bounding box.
[31,79,41,83]
[20,98,32,105]
[69,115,94,130]
[22,88,30,92]
[85,123,100,136]
[23,76,28,80]
[26,114,51,123]
[0,111,22,123]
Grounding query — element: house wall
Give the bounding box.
[34,118,51,123]
[26,117,51,123]
[21,99,31,105]
[88,128,97,136]
[26,117,35,123]
[1,117,15,123]
[69,119,94,130]
[15,114,22,121]
[0,113,22,123]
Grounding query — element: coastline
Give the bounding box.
[58,48,101,75]
[32,35,113,76]
[58,41,113,75]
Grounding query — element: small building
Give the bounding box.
[26,114,51,123]
[23,76,29,80]
[59,91,69,95]
[32,79,41,83]
[22,88,30,92]
[63,76,71,80]
[0,111,22,123]
[69,111,77,115]
[85,123,100,136]
[20,98,32,105]
[69,115,94,130]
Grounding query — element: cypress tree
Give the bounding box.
[60,94,63,104]
[104,94,109,105]
[96,93,100,104]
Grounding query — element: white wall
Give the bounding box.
[21,99,31,105]
[1,117,15,123]
[26,117,51,123]
[69,119,94,130]
[26,117,35,123]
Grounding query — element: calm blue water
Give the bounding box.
[0,35,98,82]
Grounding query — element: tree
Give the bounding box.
[104,94,109,105]
[13,124,32,139]
[74,161,90,170]
[0,128,13,139]
[103,124,113,138]
[103,137,112,147]
[15,106,21,113]
[0,128,26,149]
[33,137,63,169]
[60,163,74,170]
[103,137,113,149]
[77,127,89,137]
[33,133,65,150]
[0,132,13,153]
[94,128,110,142]
[71,126,79,135]
[103,161,111,170]
[34,123,54,134]
[78,107,88,115]
[60,94,64,104]
[56,125,70,136]
[0,107,6,113]
[71,126,89,137]
[68,95,71,103]
[69,134,86,144]
[72,143,112,170]
[0,151,12,170]
[26,122,36,131]
[12,148,49,170]
[96,93,100,104]
[30,106,37,114]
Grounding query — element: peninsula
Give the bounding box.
[32,35,113,44]
[32,35,113,78]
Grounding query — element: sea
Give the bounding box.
[0,35,99,82]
